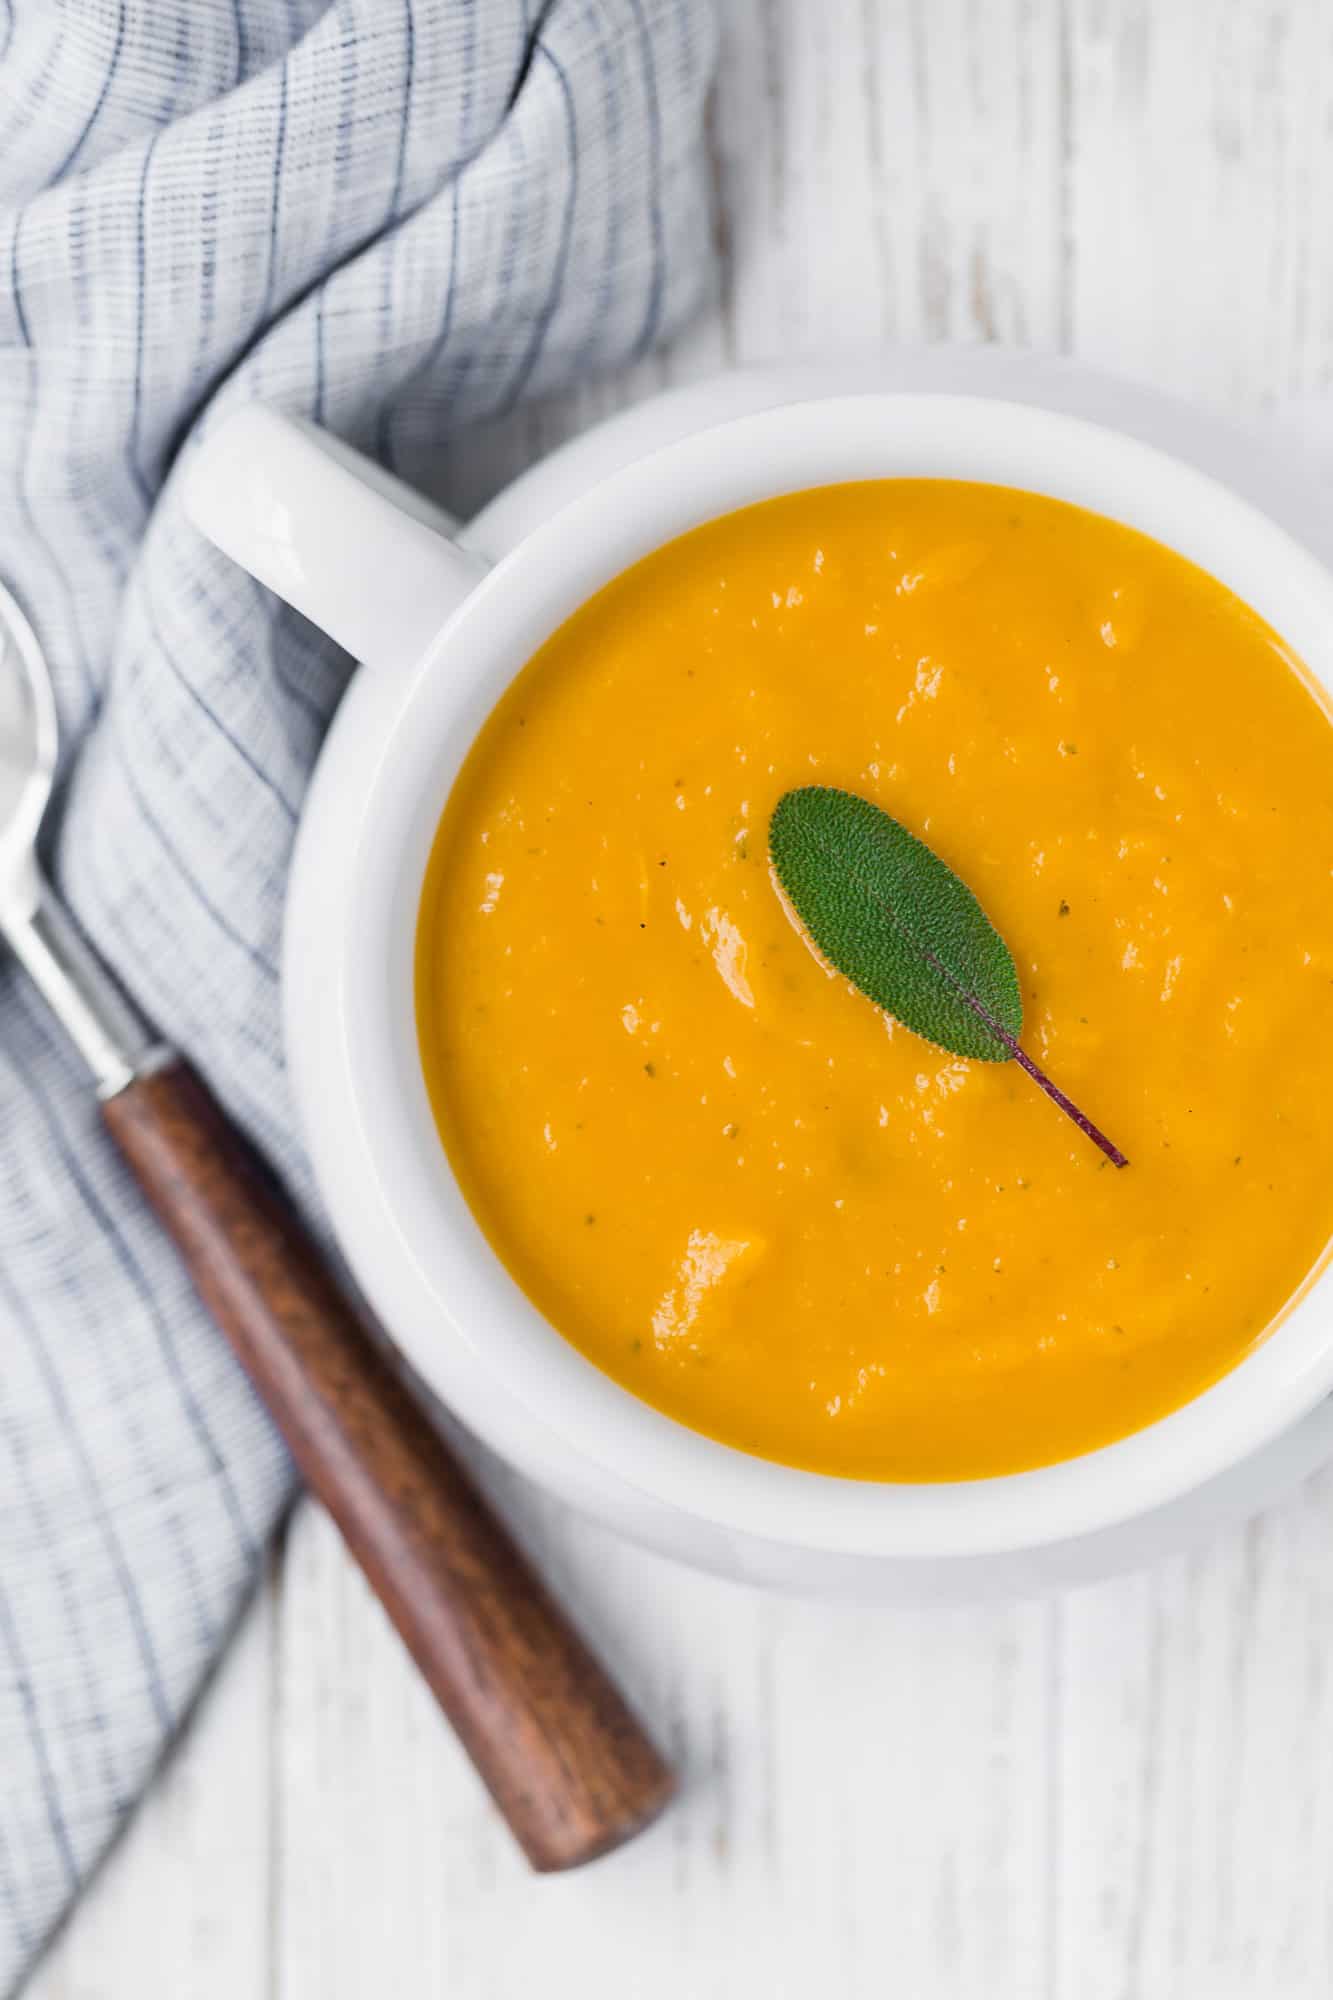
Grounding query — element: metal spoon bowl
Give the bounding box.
[0,579,58,906]
[0,581,155,1089]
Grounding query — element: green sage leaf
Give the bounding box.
[769,786,1021,1062]
[768,785,1128,1166]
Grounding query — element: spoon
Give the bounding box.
[0,577,673,1868]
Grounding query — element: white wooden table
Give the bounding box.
[30,4,1333,1994]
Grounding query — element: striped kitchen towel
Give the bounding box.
[0,2,715,1987]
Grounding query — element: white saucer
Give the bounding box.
[292,349,1333,1601]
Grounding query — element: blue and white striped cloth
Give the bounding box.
[0,3,715,1986]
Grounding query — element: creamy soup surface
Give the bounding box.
[415,481,1333,1480]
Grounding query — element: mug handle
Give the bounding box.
[183,405,487,672]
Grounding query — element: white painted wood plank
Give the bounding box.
[1067,0,1333,408]
[1055,1469,1333,1999]
[25,1577,272,2000]
[682,0,1067,358]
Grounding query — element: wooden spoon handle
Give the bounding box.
[102,1057,674,1870]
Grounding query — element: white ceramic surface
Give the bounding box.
[185,354,1333,1599]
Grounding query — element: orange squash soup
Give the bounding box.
[415,481,1333,1480]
